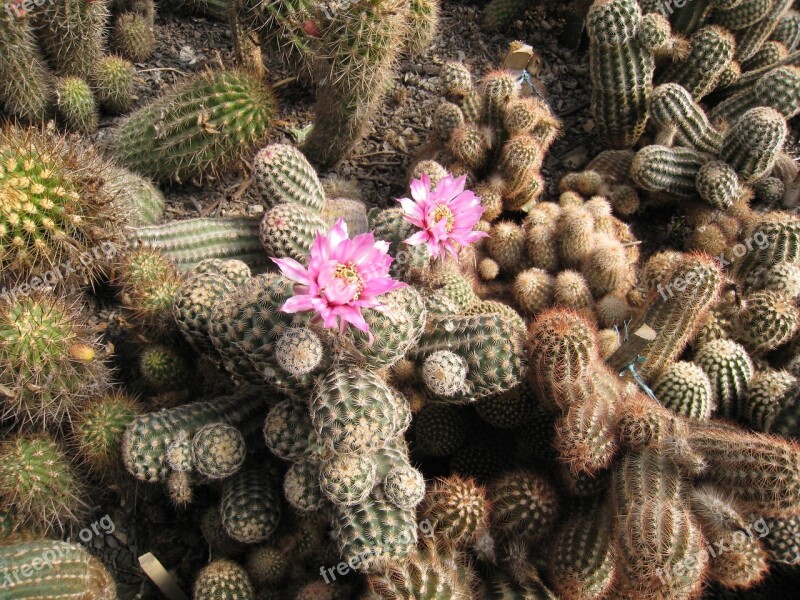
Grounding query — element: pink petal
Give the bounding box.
[271,257,311,285]
[404,231,430,246]
[280,294,315,313]
[410,176,430,202]
[398,197,425,222]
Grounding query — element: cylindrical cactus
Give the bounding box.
[649,83,722,154]
[0,11,53,122]
[719,107,787,183]
[252,144,326,212]
[693,338,754,420]
[34,0,108,78]
[91,55,135,115]
[652,361,714,420]
[109,69,276,183]
[220,467,281,544]
[54,77,99,133]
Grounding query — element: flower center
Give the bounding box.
[333,261,364,301]
[432,204,455,233]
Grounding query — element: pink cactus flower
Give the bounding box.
[271,218,405,335]
[399,173,487,259]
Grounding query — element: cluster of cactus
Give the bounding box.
[415,56,561,216]
[0,0,137,128]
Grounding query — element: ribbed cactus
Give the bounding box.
[488,470,559,545]
[114,248,181,331]
[711,65,800,124]
[193,559,254,600]
[733,0,793,63]
[693,338,754,420]
[409,314,525,401]
[481,0,534,33]
[0,434,88,535]
[0,10,53,121]
[122,387,269,482]
[192,423,247,480]
[252,144,326,212]
[107,167,165,226]
[0,127,119,284]
[736,290,799,353]
[649,83,722,154]
[113,11,156,62]
[421,475,488,547]
[741,369,796,431]
[659,25,736,99]
[303,0,409,167]
[547,497,616,600]
[629,145,708,197]
[407,0,440,58]
[259,203,326,262]
[220,467,281,544]
[719,107,787,183]
[652,361,714,420]
[587,0,656,148]
[139,343,191,390]
[127,217,268,271]
[695,160,741,210]
[34,0,108,78]
[0,539,116,600]
[0,295,108,428]
[109,69,275,183]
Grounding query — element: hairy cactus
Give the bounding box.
[659,25,736,100]
[0,127,119,284]
[421,475,488,547]
[303,0,409,167]
[0,434,88,535]
[91,55,135,115]
[610,449,706,599]
[688,422,800,514]
[694,338,754,420]
[630,254,722,383]
[193,559,254,600]
[34,0,108,78]
[55,77,99,133]
[0,539,116,600]
[220,467,281,544]
[252,144,326,212]
[109,69,275,183]
[488,470,559,545]
[107,167,165,226]
[122,387,269,482]
[365,539,476,599]
[407,0,440,58]
[0,295,108,428]
[0,10,53,121]
[114,248,181,331]
[127,217,268,271]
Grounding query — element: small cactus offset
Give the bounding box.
[109,69,276,183]
[193,559,254,600]
[91,55,135,115]
[0,539,116,600]
[54,77,99,133]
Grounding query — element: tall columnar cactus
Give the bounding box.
[0,539,116,600]
[0,10,53,121]
[629,254,722,384]
[0,127,120,284]
[34,0,109,78]
[303,0,409,167]
[243,0,316,74]
[0,434,88,535]
[407,0,440,57]
[587,0,665,148]
[126,217,268,271]
[0,295,108,428]
[122,387,270,482]
[610,449,707,599]
[109,69,276,183]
